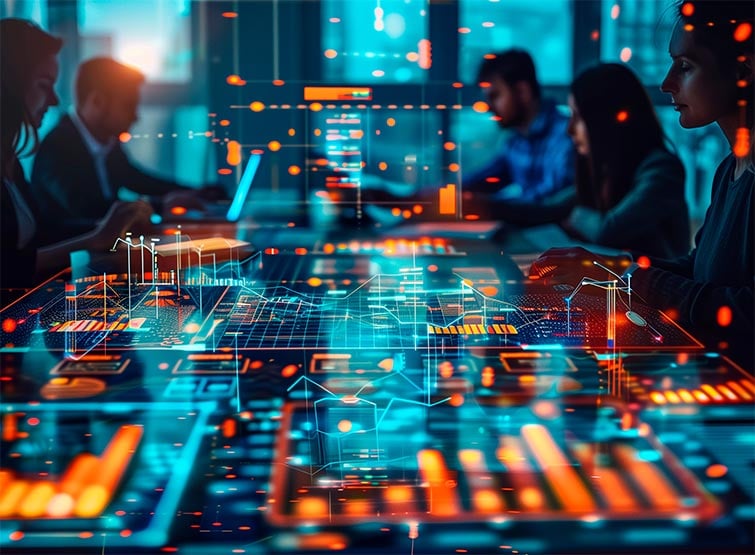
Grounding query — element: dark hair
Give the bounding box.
[571,63,670,211]
[675,0,754,127]
[476,49,541,100]
[75,57,145,105]
[0,18,62,173]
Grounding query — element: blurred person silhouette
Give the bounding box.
[31,57,220,243]
[558,62,689,257]
[363,49,575,220]
[1,20,151,303]
[529,0,753,369]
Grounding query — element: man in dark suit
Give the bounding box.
[31,57,213,244]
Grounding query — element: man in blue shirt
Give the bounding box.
[463,49,574,208]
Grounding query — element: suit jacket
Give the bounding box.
[1,160,39,298]
[31,114,184,244]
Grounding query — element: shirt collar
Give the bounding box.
[70,110,115,157]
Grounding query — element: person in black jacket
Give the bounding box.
[31,57,216,244]
[0,19,150,304]
[529,0,754,369]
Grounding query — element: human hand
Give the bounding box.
[528,247,632,284]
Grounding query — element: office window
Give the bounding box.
[0,0,46,26]
[322,0,430,83]
[601,0,676,84]
[459,0,573,85]
[78,0,192,83]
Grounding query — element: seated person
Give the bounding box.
[31,57,219,244]
[363,49,575,219]
[558,63,689,258]
[1,20,151,303]
[529,0,753,369]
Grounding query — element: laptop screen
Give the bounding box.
[226,152,262,222]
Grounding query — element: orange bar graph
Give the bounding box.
[612,444,679,510]
[438,184,456,215]
[571,443,638,512]
[458,449,504,514]
[520,425,596,513]
[496,436,546,510]
[418,449,460,515]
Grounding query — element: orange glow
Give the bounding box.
[616,110,629,122]
[222,11,238,18]
[531,400,560,420]
[406,51,419,62]
[680,2,694,16]
[613,444,679,510]
[717,305,732,327]
[412,204,423,214]
[268,140,282,152]
[448,163,460,172]
[417,450,459,515]
[218,168,232,175]
[221,418,236,438]
[705,464,728,478]
[378,161,388,170]
[297,496,328,518]
[610,4,620,19]
[402,209,412,219]
[391,207,401,217]
[219,119,230,126]
[288,165,302,176]
[324,49,337,59]
[337,420,352,433]
[249,101,265,112]
[386,117,396,127]
[418,39,432,69]
[620,47,632,62]
[18,482,56,517]
[281,364,298,378]
[449,393,464,406]
[590,29,600,41]
[733,22,752,42]
[323,243,335,254]
[649,391,666,405]
[472,101,489,113]
[384,485,412,503]
[169,206,186,216]
[2,318,16,333]
[272,79,285,86]
[443,141,456,150]
[307,277,323,287]
[309,102,324,112]
[119,132,132,143]
[733,127,751,158]
[637,255,651,269]
[226,139,242,166]
[226,74,246,86]
[9,531,24,541]
[481,366,494,388]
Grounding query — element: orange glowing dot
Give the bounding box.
[472,101,489,113]
[616,110,629,122]
[218,168,232,175]
[281,364,298,378]
[251,360,264,369]
[378,161,388,171]
[464,214,480,221]
[297,496,328,517]
[309,102,323,112]
[268,140,281,152]
[222,11,238,18]
[717,305,733,327]
[733,127,751,157]
[458,27,471,34]
[226,74,246,86]
[439,360,454,378]
[337,419,352,433]
[637,255,651,269]
[294,247,308,255]
[307,277,323,287]
[734,22,752,42]
[184,323,200,334]
[620,47,632,62]
[521,487,543,508]
[219,119,230,126]
[324,49,338,59]
[119,132,132,143]
[288,128,296,136]
[449,163,460,172]
[79,532,94,539]
[427,264,438,272]
[676,352,689,365]
[386,117,396,127]
[249,101,265,112]
[412,204,423,214]
[2,318,17,333]
[323,243,335,254]
[272,79,285,86]
[449,393,464,407]
[610,4,620,19]
[170,206,187,216]
[288,165,302,176]
[681,2,694,16]
[406,51,419,62]
[479,286,498,297]
[120,530,133,538]
[9,531,24,541]
[443,141,456,150]
[531,400,560,420]
[705,464,728,478]
[684,23,695,31]
[391,207,401,216]
[590,29,600,41]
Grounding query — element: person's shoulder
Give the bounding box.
[37,114,77,150]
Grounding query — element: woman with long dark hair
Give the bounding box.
[1,18,150,303]
[563,62,689,257]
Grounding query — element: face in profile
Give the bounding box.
[485,76,524,128]
[567,94,589,156]
[26,54,60,128]
[661,23,740,129]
